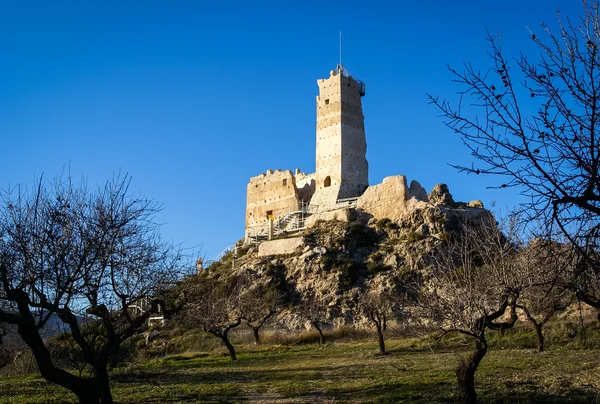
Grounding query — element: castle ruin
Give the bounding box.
[245,65,370,241]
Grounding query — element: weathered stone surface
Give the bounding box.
[246,169,311,240]
[258,237,304,257]
[306,208,352,228]
[310,68,369,209]
[409,180,429,202]
[428,183,455,206]
[230,202,496,329]
[467,200,484,208]
[357,175,428,221]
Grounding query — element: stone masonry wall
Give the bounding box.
[245,169,316,238]
[357,175,428,221]
[310,68,368,211]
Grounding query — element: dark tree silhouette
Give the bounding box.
[237,275,281,345]
[428,1,600,308]
[0,175,182,404]
[416,222,520,404]
[0,323,8,368]
[179,275,242,360]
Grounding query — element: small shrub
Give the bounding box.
[371,251,384,262]
[320,253,336,271]
[367,261,391,276]
[236,244,253,257]
[380,243,394,254]
[388,238,401,246]
[338,260,363,289]
[403,230,425,243]
[375,218,392,229]
[438,231,451,242]
[434,216,448,225]
[346,221,379,246]
[397,266,419,282]
[347,220,364,234]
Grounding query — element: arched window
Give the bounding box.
[324,176,331,188]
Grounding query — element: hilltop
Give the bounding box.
[208,177,490,327]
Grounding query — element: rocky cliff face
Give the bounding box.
[218,181,492,328]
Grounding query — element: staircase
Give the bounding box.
[246,200,312,244]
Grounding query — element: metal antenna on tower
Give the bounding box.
[339,30,343,68]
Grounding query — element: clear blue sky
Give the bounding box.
[0,0,583,258]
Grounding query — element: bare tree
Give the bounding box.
[298,293,329,345]
[360,291,390,354]
[237,275,281,345]
[179,275,242,360]
[428,1,600,306]
[515,239,574,352]
[0,175,182,403]
[415,222,520,404]
[359,280,406,354]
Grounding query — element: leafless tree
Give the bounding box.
[359,291,390,354]
[428,1,600,307]
[515,238,574,352]
[0,175,182,403]
[415,222,520,404]
[236,274,281,345]
[178,275,242,360]
[298,293,329,345]
[359,280,407,354]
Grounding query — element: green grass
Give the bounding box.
[1,335,599,403]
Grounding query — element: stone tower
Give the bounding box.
[309,65,368,210]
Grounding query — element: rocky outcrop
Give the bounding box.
[428,183,455,206]
[229,190,492,328]
[467,200,484,208]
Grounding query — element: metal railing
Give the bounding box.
[246,200,314,244]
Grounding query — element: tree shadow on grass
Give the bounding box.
[111,360,600,404]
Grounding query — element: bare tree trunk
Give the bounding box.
[94,364,114,404]
[375,322,385,354]
[209,330,237,361]
[455,340,487,404]
[16,319,98,402]
[532,321,545,353]
[251,327,260,345]
[208,321,241,361]
[313,322,325,345]
[519,305,546,353]
[222,337,237,361]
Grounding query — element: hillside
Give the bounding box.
[209,180,491,327]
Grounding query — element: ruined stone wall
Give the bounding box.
[246,170,299,230]
[245,67,369,233]
[356,175,428,221]
[294,171,316,203]
[245,169,316,237]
